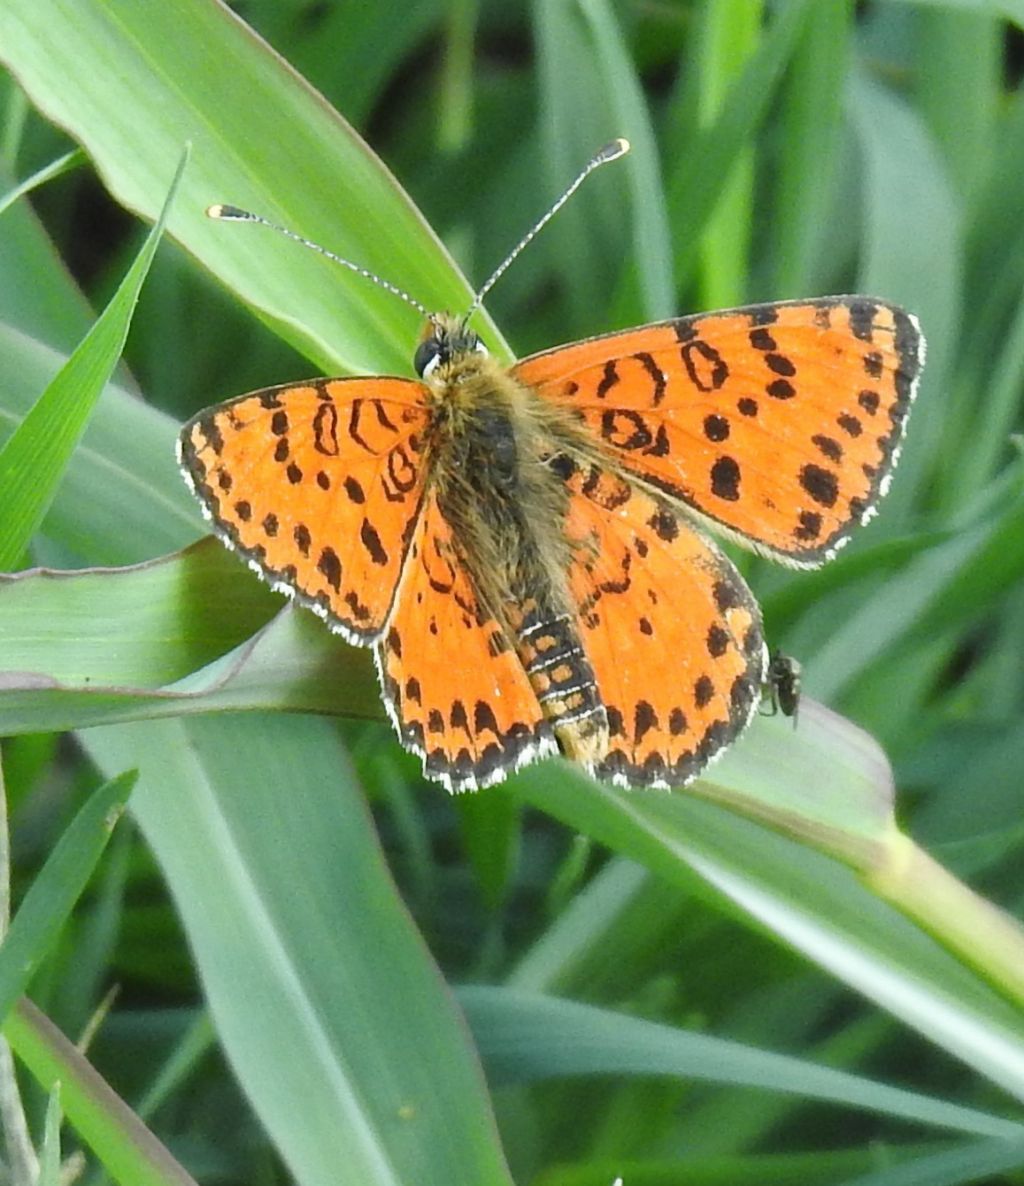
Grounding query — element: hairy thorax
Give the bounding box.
[422,342,609,763]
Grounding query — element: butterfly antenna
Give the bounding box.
[206,204,430,317]
[463,137,630,325]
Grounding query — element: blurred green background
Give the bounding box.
[2,1,1024,1184]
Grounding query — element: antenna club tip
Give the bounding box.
[207,203,251,221]
[602,138,630,162]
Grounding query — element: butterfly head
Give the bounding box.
[414,312,490,385]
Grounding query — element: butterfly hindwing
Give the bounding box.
[178,377,430,642]
[515,297,924,567]
[376,491,557,791]
[561,461,767,788]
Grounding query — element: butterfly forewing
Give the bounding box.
[514,297,924,566]
[178,376,430,642]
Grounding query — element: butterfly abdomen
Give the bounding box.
[513,607,609,764]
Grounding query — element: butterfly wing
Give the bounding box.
[179,377,430,642]
[376,491,557,791]
[562,461,766,788]
[515,297,924,567]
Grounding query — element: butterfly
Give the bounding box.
[179,146,924,793]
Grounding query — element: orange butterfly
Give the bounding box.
[179,143,924,792]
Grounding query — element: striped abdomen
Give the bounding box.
[515,608,608,764]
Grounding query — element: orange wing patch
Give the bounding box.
[179,377,429,642]
[562,461,766,788]
[516,297,924,567]
[376,492,557,791]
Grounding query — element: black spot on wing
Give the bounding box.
[812,435,843,463]
[703,414,730,442]
[799,464,839,508]
[317,547,342,592]
[634,701,657,744]
[710,456,741,501]
[794,510,823,541]
[848,301,878,341]
[360,519,388,565]
[706,624,729,657]
[765,353,796,377]
[859,390,880,415]
[767,378,796,400]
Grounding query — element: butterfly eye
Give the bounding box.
[414,338,443,378]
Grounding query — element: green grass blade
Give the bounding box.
[577,0,674,321]
[804,469,1024,703]
[512,774,1024,1101]
[868,837,1024,1012]
[83,715,516,1186]
[0,211,92,350]
[4,999,200,1186]
[772,1,852,296]
[0,147,186,571]
[694,0,762,310]
[834,1136,1024,1186]
[953,277,1024,501]
[246,1,446,129]
[437,0,475,154]
[38,1082,62,1186]
[460,986,1024,1138]
[665,0,813,291]
[847,69,960,516]
[454,786,521,914]
[134,1013,216,1122]
[0,770,133,1025]
[0,146,83,216]
[886,0,1022,19]
[508,858,653,994]
[0,545,382,735]
[914,7,1001,209]
[532,0,636,335]
[0,325,201,564]
[0,542,281,690]
[0,0,495,374]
